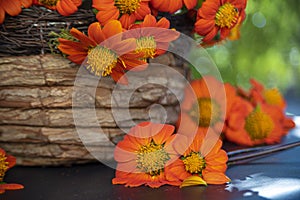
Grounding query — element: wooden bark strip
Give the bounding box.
[0,107,179,127]
[0,85,179,108]
[0,125,125,145]
[0,53,180,86]
[1,142,114,163]
[15,156,96,166]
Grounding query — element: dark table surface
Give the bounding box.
[2,100,300,200]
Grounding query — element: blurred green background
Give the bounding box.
[203,0,300,94]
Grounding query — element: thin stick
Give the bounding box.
[227,141,300,165]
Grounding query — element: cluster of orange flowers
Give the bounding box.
[0,0,82,23]
[0,148,23,194]
[178,76,295,147]
[1,0,248,82]
[112,76,295,188]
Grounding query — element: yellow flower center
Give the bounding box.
[38,0,58,6]
[263,88,284,106]
[115,0,141,14]
[215,3,239,28]
[189,98,221,127]
[182,152,206,174]
[245,108,274,140]
[87,46,118,76]
[136,36,157,60]
[0,153,9,182]
[136,141,170,176]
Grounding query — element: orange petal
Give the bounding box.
[96,9,119,25]
[57,0,78,16]
[21,0,33,8]
[152,124,175,145]
[202,171,230,184]
[156,17,170,28]
[111,65,128,85]
[68,53,87,64]
[134,3,151,20]
[183,0,197,10]
[3,0,22,16]
[0,183,24,190]
[88,22,106,44]
[119,14,136,29]
[102,20,123,39]
[0,8,5,24]
[6,155,16,169]
[70,28,96,46]
[114,146,136,162]
[142,14,156,27]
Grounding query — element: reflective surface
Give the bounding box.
[2,101,300,200]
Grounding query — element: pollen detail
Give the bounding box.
[136,141,170,176]
[87,46,118,76]
[215,3,239,28]
[38,0,58,6]
[0,153,9,182]
[136,36,157,60]
[263,88,284,106]
[115,0,141,14]
[189,98,221,127]
[245,108,274,140]
[182,152,206,174]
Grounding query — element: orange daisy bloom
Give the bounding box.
[93,0,151,29]
[151,0,197,14]
[177,76,227,135]
[194,0,247,43]
[0,148,24,194]
[58,20,147,84]
[33,0,81,16]
[112,122,178,188]
[248,79,286,109]
[165,130,230,187]
[127,14,180,60]
[225,98,289,146]
[239,79,295,135]
[0,0,32,24]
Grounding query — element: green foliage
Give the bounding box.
[192,0,300,94]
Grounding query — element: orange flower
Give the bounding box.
[127,14,180,60]
[33,0,81,16]
[0,148,24,194]
[93,0,151,29]
[0,0,32,24]
[165,130,230,187]
[248,79,286,109]
[177,76,227,135]
[112,122,178,188]
[239,79,295,135]
[58,20,147,84]
[194,0,247,43]
[151,0,197,14]
[225,98,289,146]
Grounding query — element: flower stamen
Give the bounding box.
[136,141,170,176]
[263,88,284,106]
[38,0,58,6]
[136,36,157,60]
[215,3,239,28]
[245,108,274,140]
[0,153,9,182]
[87,46,118,76]
[189,98,221,127]
[182,152,206,174]
[115,0,141,14]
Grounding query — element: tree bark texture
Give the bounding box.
[0,53,187,166]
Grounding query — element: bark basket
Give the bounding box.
[0,53,188,166]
